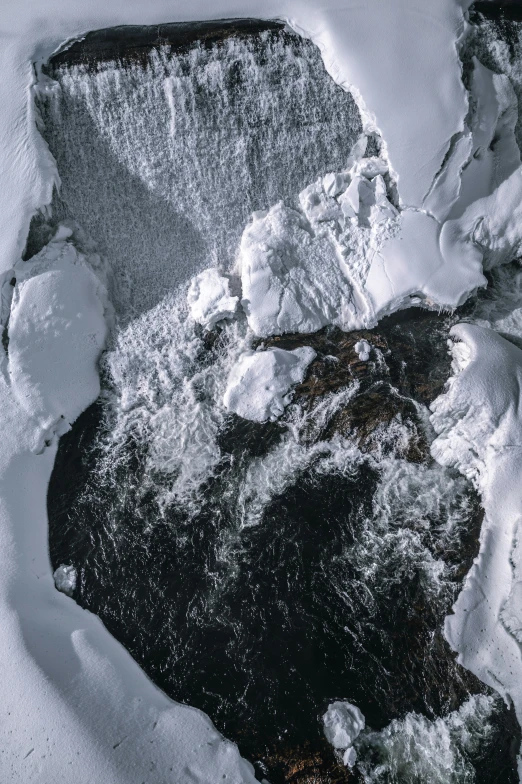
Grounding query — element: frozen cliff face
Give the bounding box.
[33,25,363,322]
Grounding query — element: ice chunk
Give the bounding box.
[323,701,365,759]
[354,339,371,361]
[343,746,357,768]
[53,564,77,597]
[187,268,238,329]
[223,346,316,422]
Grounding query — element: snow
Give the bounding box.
[239,152,400,337]
[430,324,522,778]
[354,340,371,361]
[7,226,108,450]
[223,346,315,422]
[323,701,365,767]
[53,564,77,596]
[187,268,238,329]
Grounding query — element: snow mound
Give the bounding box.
[354,339,371,361]
[239,153,399,337]
[187,268,238,329]
[6,227,108,446]
[223,346,315,422]
[53,564,77,597]
[323,700,365,767]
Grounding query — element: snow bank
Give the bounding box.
[430,324,522,775]
[6,227,108,449]
[237,51,522,341]
[223,346,315,422]
[323,701,365,768]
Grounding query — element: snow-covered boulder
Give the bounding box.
[7,227,108,442]
[354,339,371,361]
[323,701,365,767]
[187,268,238,329]
[53,564,77,597]
[223,346,315,422]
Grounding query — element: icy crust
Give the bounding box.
[223,345,315,422]
[430,325,522,765]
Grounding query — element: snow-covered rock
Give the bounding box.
[323,701,365,767]
[223,346,315,422]
[53,564,77,597]
[354,339,371,361]
[187,268,238,329]
[239,154,399,337]
[7,227,108,446]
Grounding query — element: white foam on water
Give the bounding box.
[98,286,253,509]
[355,694,498,784]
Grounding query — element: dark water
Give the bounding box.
[47,308,520,784]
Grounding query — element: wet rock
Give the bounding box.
[48,19,286,70]
[263,309,455,461]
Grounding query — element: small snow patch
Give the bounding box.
[53,564,77,597]
[354,339,371,361]
[187,268,238,329]
[223,346,315,423]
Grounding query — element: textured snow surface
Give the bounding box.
[7,227,108,449]
[223,345,315,422]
